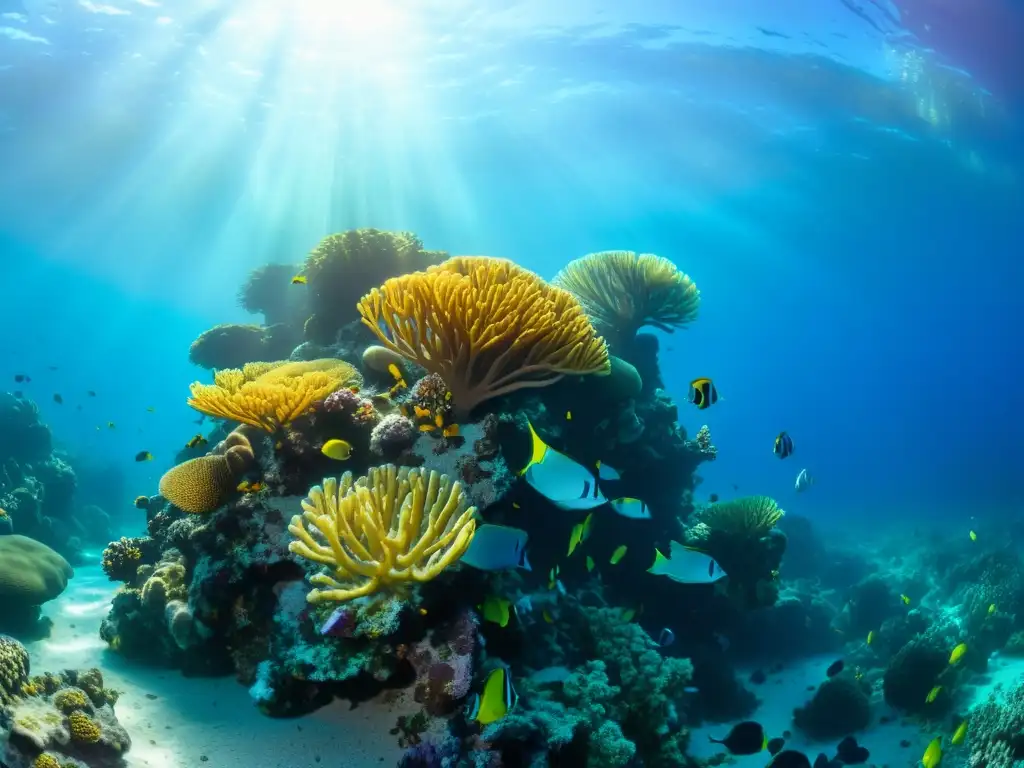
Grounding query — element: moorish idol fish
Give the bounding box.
[467,665,518,725]
[689,378,719,410]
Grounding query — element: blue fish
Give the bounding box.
[774,431,794,459]
[521,420,614,510]
[461,524,531,571]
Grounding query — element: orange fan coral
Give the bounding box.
[358,256,610,420]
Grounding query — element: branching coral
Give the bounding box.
[302,228,449,344]
[187,358,361,431]
[288,465,477,603]
[553,250,700,351]
[358,256,610,419]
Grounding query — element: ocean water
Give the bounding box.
[1,1,1022,768]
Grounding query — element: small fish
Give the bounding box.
[479,596,514,628]
[467,666,518,725]
[609,497,652,520]
[236,480,264,493]
[951,720,968,746]
[609,544,628,565]
[291,274,307,284]
[565,410,572,421]
[414,405,431,419]
[321,439,353,461]
[621,607,637,622]
[107,421,116,429]
[774,431,793,459]
[795,468,813,492]
[658,628,675,647]
[926,685,942,703]
[542,609,554,624]
[512,502,520,509]
[648,540,727,584]
[567,513,594,556]
[949,642,968,665]
[87,390,96,397]
[418,608,428,616]
[970,530,977,541]
[901,594,911,605]
[134,495,149,509]
[520,419,610,510]
[585,555,595,572]
[689,377,718,410]
[767,737,786,756]
[547,565,560,590]
[387,363,404,381]
[825,659,844,677]
[442,424,460,438]
[14,374,29,382]
[53,393,63,404]
[185,434,208,449]
[921,736,942,768]
[460,524,531,571]
[708,720,767,755]
[134,451,153,462]
[434,413,444,428]
[419,424,436,433]
[866,630,875,645]
[989,603,996,615]
[770,751,812,768]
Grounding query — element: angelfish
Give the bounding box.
[648,541,727,584]
[520,420,615,510]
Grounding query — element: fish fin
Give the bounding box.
[597,462,621,480]
[520,420,547,475]
[648,548,668,574]
[466,693,481,721]
[520,551,532,572]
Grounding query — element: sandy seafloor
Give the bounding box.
[22,550,412,768]
[22,549,1024,768]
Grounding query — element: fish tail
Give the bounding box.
[647,548,668,574]
[520,419,546,475]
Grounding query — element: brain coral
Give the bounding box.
[0,634,30,704]
[159,431,255,514]
[0,535,73,607]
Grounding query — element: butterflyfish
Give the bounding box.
[185,434,208,449]
[460,524,531,572]
[648,540,727,584]
[321,439,353,461]
[567,513,594,556]
[467,666,518,725]
[609,544,628,565]
[949,642,968,665]
[951,720,968,746]
[479,596,514,628]
[291,274,306,284]
[134,451,153,462]
[921,737,942,768]
[708,720,767,755]
[520,419,610,510]
[689,378,718,410]
[774,431,794,459]
[609,497,651,520]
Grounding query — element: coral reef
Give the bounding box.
[0,535,73,636]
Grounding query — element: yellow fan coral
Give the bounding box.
[695,496,785,538]
[288,465,477,603]
[553,251,700,350]
[187,358,361,431]
[358,256,610,419]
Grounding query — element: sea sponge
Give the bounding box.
[0,634,30,704]
[302,228,448,344]
[793,677,871,739]
[187,358,361,430]
[288,465,477,603]
[358,256,610,420]
[158,430,254,514]
[67,710,102,743]
[188,323,270,370]
[0,535,73,608]
[553,250,700,351]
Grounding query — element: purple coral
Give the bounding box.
[408,610,478,714]
[370,414,418,458]
[322,388,377,425]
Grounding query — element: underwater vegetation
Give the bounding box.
[4,228,1024,768]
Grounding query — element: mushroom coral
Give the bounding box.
[358,256,610,420]
[288,464,477,603]
[186,358,362,431]
[553,251,700,351]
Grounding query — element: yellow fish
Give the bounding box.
[926,685,942,703]
[321,439,352,461]
[567,513,594,556]
[291,274,306,284]
[387,363,403,381]
[621,607,637,622]
[479,596,513,628]
[866,630,875,645]
[134,451,153,462]
[443,424,460,438]
[419,424,436,433]
[609,544,628,565]
[185,434,207,449]
[951,720,968,746]
[512,502,520,509]
[970,530,977,541]
[434,413,444,428]
[949,642,968,665]
[586,555,595,573]
[901,594,911,605]
[414,406,431,419]
[922,736,942,768]
[565,411,572,421]
[467,666,517,725]
[989,603,997,615]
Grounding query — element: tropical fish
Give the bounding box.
[237,481,263,493]
[134,495,149,509]
[770,751,812,768]
[989,603,996,615]
[658,628,675,647]
[866,630,875,645]
[107,421,116,429]
[609,497,652,520]
[565,410,572,421]
[479,596,515,628]
[460,524,531,571]
[291,274,307,284]
[567,513,594,556]
[795,468,813,492]
[708,720,767,755]
[774,431,793,459]
[185,434,208,449]
[321,439,352,461]
[585,555,595,572]
[970,530,977,541]
[442,424,460,438]
[434,413,444,428]
[609,545,628,565]
[689,378,718,410]
[825,659,844,677]
[621,606,638,622]
[134,451,153,462]
[648,541,727,584]
[922,736,942,768]
[467,666,518,725]
[414,405,431,419]
[951,720,968,746]
[53,393,63,404]
[419,424,436,433]
[13,374,29,383]
[767,738,786,756]
[520,420,611,510]
[949,642,968,665]
[901,594,911,605]
[926,685,942,703]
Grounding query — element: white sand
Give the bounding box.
[22,551,410,768]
